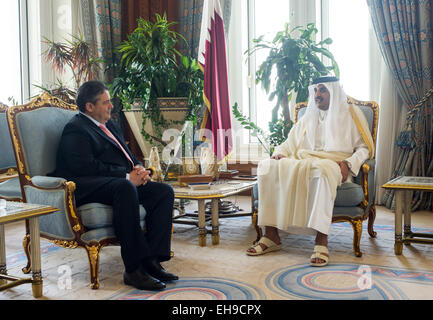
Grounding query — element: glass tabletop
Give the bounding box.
[382,176,433,190]
[166,180,257,199]
[0,200,58,223]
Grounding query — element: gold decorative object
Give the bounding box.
[6,168,17,176]
[182,157,200,175]
[52,239,79,249]
[165,164,183,181]
[148,146,164,182]
[0,102,8,112]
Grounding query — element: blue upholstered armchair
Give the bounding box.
[252,97,379,257]
[7,93,147,289]
[0,102,22,202]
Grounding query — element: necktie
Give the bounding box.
[99,124,134,167]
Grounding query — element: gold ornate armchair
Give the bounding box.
[252,96,379,257]
[7,93,147,289]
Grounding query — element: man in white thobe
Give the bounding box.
[246,76,374,266]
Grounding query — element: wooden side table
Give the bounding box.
[382,176,433,255]
[0,201,58,298]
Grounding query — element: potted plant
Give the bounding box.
[38,32,103,103]
[233,22,340,154]
[110,13,204,157]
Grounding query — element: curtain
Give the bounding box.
[178,0,232,58]
[374,61,408,205]
[121,0,179,40]
[80,0,122,128]
[366,15,408,205]
[367,0,433,211]
[178,0,204,57]
[80,0,122,82]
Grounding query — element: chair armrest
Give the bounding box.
[31,176,67,188]
[355,159,376,210]
[23,176,83,241]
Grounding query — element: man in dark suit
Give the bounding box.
[53,80,177,290]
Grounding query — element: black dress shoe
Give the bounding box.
[142,259,179,282]
[124,268,166,291]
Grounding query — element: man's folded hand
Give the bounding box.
[130,166,151,186]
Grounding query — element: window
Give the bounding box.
[28,0,75,97]
[0,1,23,104]
[252,0,291,137]
[228,0,373,159]
[326,0,370,100]
[0,0,74,106]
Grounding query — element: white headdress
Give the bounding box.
[302,79,363,154]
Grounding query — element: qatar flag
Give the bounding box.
[198,0,233,162]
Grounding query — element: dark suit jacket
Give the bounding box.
[52,113,141,203]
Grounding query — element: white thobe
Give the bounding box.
[260,110,370,236]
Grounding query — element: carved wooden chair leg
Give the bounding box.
[350,220,363,257]
[170,225,174,258]
[368,205,377,238]
[85,244,103,289]
[22,233,31,274]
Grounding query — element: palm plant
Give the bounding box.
[41,32,102,101]
[115,13,185,100]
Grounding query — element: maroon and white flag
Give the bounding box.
[198,0,233,162]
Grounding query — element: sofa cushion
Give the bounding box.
[80,219,146,244]
[332,206,365,219]
[334,182,363,207]
[78,203,147,229]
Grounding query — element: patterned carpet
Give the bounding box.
[2,211,433,300]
